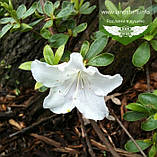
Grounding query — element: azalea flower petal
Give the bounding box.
[85,66,123,96]
[75,84,109,120]
[31,60,67,87]
[65,53,85,72]
[43,78,77,114]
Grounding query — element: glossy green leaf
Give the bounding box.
[29,18,43,27]
[0,24,12,38]
[123,111,147,121]
[87,53,114,67]
[54,1,60,9]
[37,1,43,14]
[20,23,32,32]
[19,61,32,71]
[80,41,90,58]
[126,103,148,113]
[22,2,37,19]
[42,20,53,29]
[105,0,118,19]
[56,4,74,18]
[142,116,157,131]
[150,40,157,51]
[85,36,108,60]
[132,42,150,67]
[40,29,51,39]
[125,139,152,152]
[0,17,15,24]
[49,33,69,48]
[43,44,54,65]
[80,5,96,15]
[149,145,157,157]
[73,23,87,37]
[16,4,26,19]
[44,1,54,17]
[138,93,157,110]
[54,44,65,65]
[10,23,20,32]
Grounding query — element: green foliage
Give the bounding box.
[19,61,32,71]
[72,23,87,37]
[125,139,152,153]
[87,53,114,67]
[85,36,108,60]
[150,40,157,51]
[49,33,69,48]
[80,41,90,58]
[53,44,65,65]
[43,44,54,65]
[132,42,150,67]
[124,91,157,156]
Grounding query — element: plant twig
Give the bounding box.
[90,120,121,157]
[77,111,96,157]
[39,0,54,35]
[9,115,57,138]
[146,64,151,92]
[112,111,147,157]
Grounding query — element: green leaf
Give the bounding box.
[0,24,12,38]
[85,36,108,60]
[49,33,69,48]
[132,42,150,67]
[138,93,157,110]
[123,111,147,121]
[38,86,48,92]
[150,40,157,51]
[19,61,32,71]
[40,29,51,39]
[56,4,75,18]
[16,4,26,19]
[73,23,87,37]
[149,145,157,157]
[10,23,20,32]
[35,82,43,90]
[79,2,96,15]
[54,1,60,9]
[126,103,148,113]
[22,2,37,19]
[142,116,157,131]
[54,44,65,65]
[29,18,43,27]
[44,1,54,17]
[80,41,90,58]
[42,20,53,30]
[87,53,114,67]
[37,1,43,14]
[94,31,107,40]
[105,0,118,19]
[43,44,54,65]
[125,139,152,153]
[0,17,15,24]
[20,23,32,32]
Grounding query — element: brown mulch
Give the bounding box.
[1,69,157,157]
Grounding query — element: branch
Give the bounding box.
[90,120,121,157]
[112,111,147,157]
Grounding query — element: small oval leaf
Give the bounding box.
[19,61,32,71]
[132,42,150,67]
[87,53,114,67]
[125,139,152,153]
[43,44,54,65]
[123,111,147,121]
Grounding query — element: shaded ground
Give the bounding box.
[1,63,157,157]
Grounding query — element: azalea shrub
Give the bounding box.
[124,90,157,157]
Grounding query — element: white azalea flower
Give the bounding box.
[31,53,123,120]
